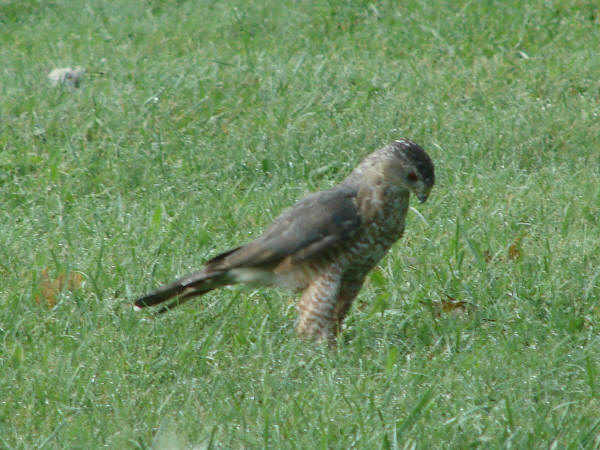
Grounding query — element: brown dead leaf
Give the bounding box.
[436,293,470,317]
[508,235,525,261]
[427,294,472,318]
[35,268,83,308]
[483,250,492,263]
[441,298,469,317]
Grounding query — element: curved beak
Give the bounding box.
[417,186,431,203]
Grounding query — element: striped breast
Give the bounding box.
[342,186,410,275]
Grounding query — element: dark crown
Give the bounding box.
[392,139,435,185]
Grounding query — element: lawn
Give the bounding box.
[1,0,600,447]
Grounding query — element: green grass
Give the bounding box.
[1,0,600,447]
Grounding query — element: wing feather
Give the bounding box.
[205,185,360,271]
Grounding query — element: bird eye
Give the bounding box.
[407,172,418,182]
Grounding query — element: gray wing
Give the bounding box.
[205,185,361,271]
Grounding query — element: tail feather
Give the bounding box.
[134,269,227,311]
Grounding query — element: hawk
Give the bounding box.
[135,139,435,344]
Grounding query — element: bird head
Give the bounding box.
[388,139,435,203]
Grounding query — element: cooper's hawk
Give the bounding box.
[135,139,435,344]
